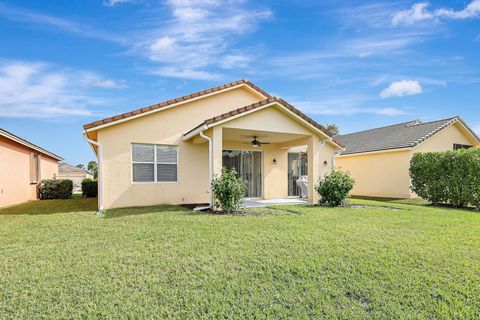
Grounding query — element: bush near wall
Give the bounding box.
[316,170,355,207]
[81,179,98,198]
[410,148,480,208]
[211,168,246,213]
[39,179,73,200]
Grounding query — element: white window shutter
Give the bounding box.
[133,163,155,182]
[132,144,154,162]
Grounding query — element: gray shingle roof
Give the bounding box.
[337,116,478,155]
[59,163,92,174]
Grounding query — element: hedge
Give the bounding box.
[410,148,480,208]
[39,179,73,199]
[81,179,98,198]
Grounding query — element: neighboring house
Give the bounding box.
[336,117,480,199]
[0,128,62,207]
[58,163,94,192]
[83,79,343,211]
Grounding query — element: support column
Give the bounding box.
[212,126,223,178]
[307,136,320,204]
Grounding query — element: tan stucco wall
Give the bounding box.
[0,137,59,207]
[336,150,412,199]
[413,122,478,153]
[97,86,266,209]
[336,122,480,199]
[96,87,337,209]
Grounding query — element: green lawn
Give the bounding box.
[0,199,479,319]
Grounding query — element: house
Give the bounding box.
[336,117,480,199]
[83,79,343,211]
[0,128,62,207]
[58,163,94,192]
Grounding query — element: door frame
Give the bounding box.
[222,149,264,199]
[287,152,308,197]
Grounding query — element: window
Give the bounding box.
[453,143,472,151]
[132,144,177,183]
[30,153,40,184]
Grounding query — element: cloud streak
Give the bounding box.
[0,61,125,118]
[0,3,126,44]
[290,96,409,117]
[103,0,135,6]
[133,0,272,80]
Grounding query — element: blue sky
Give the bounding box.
[0,0,479,165]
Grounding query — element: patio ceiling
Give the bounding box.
[222,128,309,145]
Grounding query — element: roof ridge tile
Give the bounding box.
[84,79,271,130]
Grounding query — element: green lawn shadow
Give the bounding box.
[0,197,98,215]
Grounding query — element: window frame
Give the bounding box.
[131,143,178,184]
[30,153,41,184]
[453,143,473,151]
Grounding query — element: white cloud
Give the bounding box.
[380,80,423,98]
[392,1,480,26]
[134,0,272,80]
[436,0,480,19]
[392,3,434,26]
[0,61,124,118]
[103,0,135,6]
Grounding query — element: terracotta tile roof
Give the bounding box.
[83,79,271,130]
[184,97,344,148]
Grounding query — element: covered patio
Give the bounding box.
[183,97,343,206]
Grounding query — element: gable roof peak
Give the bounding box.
[83,79,271,131]
[405,119,422,127]
[337,115,477,156]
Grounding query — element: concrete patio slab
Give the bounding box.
[244,198,308,208]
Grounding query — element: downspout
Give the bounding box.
[82,131,104,215]
[193,130,213,211]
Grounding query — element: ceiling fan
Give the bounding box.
[246,136,271,147]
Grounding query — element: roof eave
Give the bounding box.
[0,129,63,161]
[84,80,270,133]
[183,100,344,151]
[337,146,412,157]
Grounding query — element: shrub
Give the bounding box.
[316,170,355,206]
[39,179,73,199]
[410,148,480,208]
[211,168,246,213]
[81,179,98,198]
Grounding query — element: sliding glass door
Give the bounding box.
[288,152,308,197]
[222,150,262,198]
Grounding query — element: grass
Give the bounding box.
[0,199,479,319]
[0,194,97,215]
